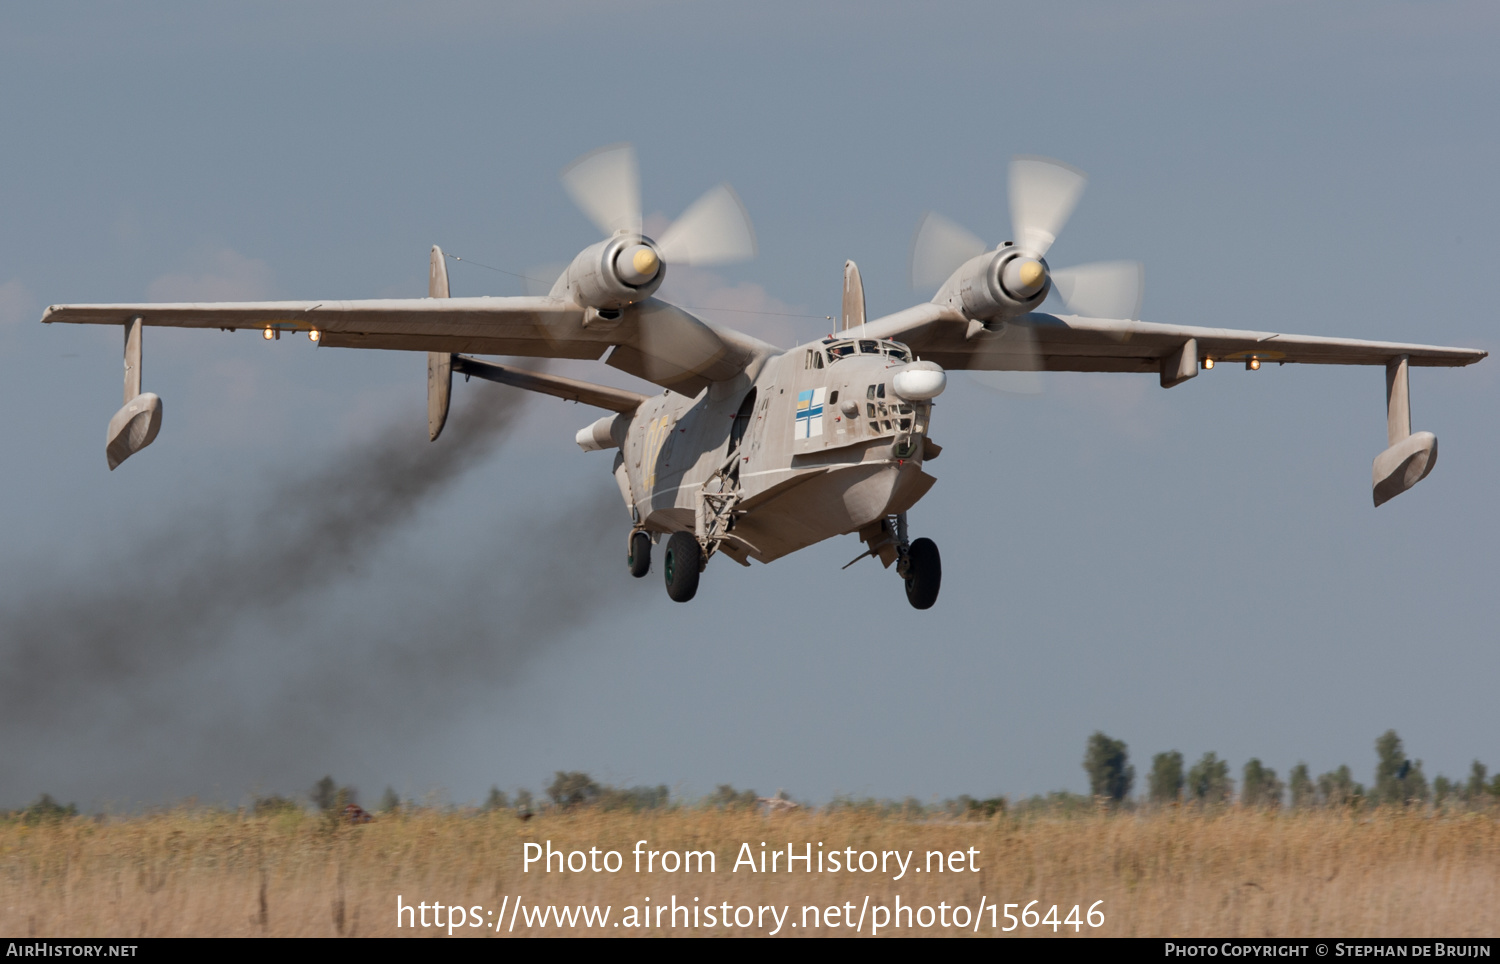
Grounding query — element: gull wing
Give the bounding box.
[43,296,771,395]
[857,304,1487,376]
[43,296,600,355]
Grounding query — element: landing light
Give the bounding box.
[1203,357,1214,370]
[308,329,321,343]
[262,328,274,341]
[1247,356,1260,371]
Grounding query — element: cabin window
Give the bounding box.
[828,390,839,405]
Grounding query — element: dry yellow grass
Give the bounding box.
[2,807,1497,937]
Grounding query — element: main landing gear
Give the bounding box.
[662,532,702,603]
[627,529,706,602]
[627,530,651,579]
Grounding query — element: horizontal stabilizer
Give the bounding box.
[452,356,647,413]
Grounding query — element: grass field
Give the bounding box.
[3,806,1497,937]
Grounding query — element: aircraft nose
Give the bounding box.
[892,363,947,401]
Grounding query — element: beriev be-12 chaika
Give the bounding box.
[42,145,1486,609]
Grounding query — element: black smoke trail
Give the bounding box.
[0,383,527,722]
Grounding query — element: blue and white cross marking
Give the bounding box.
[795,387,825,439]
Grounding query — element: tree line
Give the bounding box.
[12,729,1499,820]
[1082,729,1500,809]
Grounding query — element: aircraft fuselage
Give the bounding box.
[615,336,939,565]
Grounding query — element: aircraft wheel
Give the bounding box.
[663,532,701,603]
[904,537,941,610]
[627,531,651,578]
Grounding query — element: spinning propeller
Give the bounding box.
[553,144,759,386]
[561,143,757,268]
[910,156,1143,395]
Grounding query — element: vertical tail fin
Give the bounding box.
[428,246,453,441]
[841,260,866,331]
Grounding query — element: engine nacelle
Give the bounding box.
[557,233,665,311]
[939,246,1051,323]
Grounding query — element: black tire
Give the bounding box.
[627,531,651,578]
[663,532,702,603]
[904,537,941,610]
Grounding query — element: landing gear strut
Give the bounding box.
[627,530,651,578]
[848,512,942,609]
[663,532,702,603]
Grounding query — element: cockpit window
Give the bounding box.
[825,338,913,364]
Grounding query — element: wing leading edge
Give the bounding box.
[855,304,1487,375]
[854,303,1484,506]
[42,296,776,396]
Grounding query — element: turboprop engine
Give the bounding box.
[554,143,757,314]
[555,233,665,311]
[912,156,1146,326]
[942,245,1051,322]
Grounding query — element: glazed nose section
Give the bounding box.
[892,362,947,401]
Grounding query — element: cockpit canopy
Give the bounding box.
[822,337,912,365]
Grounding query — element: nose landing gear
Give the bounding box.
[847,512,943,609]
[901,536,941,610]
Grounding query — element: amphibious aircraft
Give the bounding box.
[42,145,1486,608]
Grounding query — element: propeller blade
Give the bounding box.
[560,143,642,237]
[632,300,736,384]
[969,369,1045,397]
[656,183,758,266]
[910,212,987,290]
[1009,156,1086,257]
[967,320,1045,396]
[1051,260,1144,320]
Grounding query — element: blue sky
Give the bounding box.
[1,1,1496,809]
